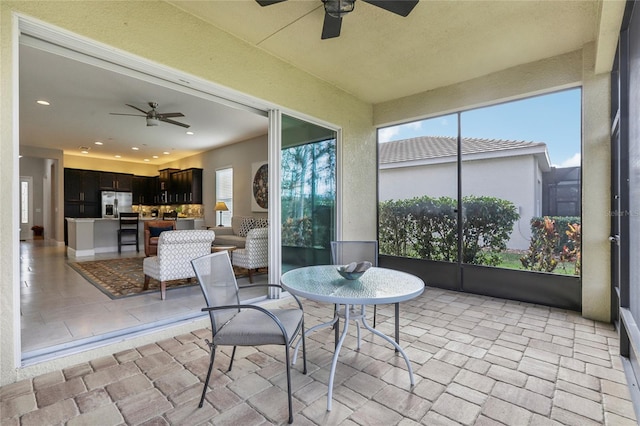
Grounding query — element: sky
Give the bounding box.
[378,88,582,167]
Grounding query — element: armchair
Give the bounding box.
[143,229,215,299]
[232,227,268,283]
[144,220,177,256]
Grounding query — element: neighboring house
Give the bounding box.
[379,136,551,250]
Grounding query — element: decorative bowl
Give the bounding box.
[337,269,366,280]
[336,260,372,280]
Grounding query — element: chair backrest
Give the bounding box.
[156,230,216,276]
[191,251,240,333]
[330,241,379,267]
[144,220,177,233]
[163,211,178,220]
[119,212,139,230]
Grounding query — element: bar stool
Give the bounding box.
[118,212,139,253]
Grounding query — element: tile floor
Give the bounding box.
[20,240,268,359]
[3,280,638,425]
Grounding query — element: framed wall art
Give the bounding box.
[251,161,268,212]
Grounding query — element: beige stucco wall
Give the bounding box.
[374,47,611,323]
[0,1,373,385]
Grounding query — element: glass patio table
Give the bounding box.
[280,265,425,411]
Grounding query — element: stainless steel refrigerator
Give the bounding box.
[101,191,133,218]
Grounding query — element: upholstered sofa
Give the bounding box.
[213,216,268,248]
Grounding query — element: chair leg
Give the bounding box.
[248,269,254,283]
[285,343,294,424]
[160,281,166,300]
[199,342,216,408]
[228,346,237,371]
[143,275,150,290]
[301,319,307,375]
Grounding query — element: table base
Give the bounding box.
[293,303,415,411]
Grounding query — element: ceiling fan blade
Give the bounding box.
[157,112,185,118]
[362,0,419,17]
[126,104,150,114]
[255,0,287,6]
[160,117,191,128]
[321,13,342,39]
[109,113,146,117]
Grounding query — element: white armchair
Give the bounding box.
[143,229,215,299]
[232,227,268,283]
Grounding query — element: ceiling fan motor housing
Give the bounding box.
[323,0,355,18]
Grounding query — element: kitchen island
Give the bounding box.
[66,217,205,257]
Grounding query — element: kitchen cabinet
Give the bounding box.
[64,169,101,222]
[170,168,203,204]
[159,168,179,204]
[132,176,159,204]
[99,172,133,191]
[64,169,100,203]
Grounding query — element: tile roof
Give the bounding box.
[379,136,547,164]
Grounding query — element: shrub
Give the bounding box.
[520,217,559,272]
[379,195,519,266]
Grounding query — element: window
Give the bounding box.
[216,168,233,227]
[21,181,29,224]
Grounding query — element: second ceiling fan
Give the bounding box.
[256,0,419,40]
[110,102,190,128]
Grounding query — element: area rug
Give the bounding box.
[68,257,199,299]
[68,257,267,299]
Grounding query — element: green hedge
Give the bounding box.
[379,195,520,266]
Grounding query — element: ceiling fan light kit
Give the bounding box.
[323,0,355,18]
[146,117,160,127]
[256,0,419,39]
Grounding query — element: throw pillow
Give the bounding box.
[254,217,269,228]
[149,226,173,238]
[238,217,255,237]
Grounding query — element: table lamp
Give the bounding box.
[214,201,228,227]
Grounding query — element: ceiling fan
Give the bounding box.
[109,102,190,128]
[256,0,419,39]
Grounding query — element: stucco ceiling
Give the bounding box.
[171,0,616,104]
[20,0,623,164]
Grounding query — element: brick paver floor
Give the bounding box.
[1,287,637,425]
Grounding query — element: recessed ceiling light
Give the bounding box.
[186,131,194,135]
[115,155,121,158]
[94,141,103,145]
[152,155,159,159]
[81,150,89,154]
[163,151,170,155]
[36,100,50,106]
[144,159,150,162]
[132,147,139,151]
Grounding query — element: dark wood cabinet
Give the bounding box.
[170,168,202,204]
[99,172,133,191]
[133,176,159,204]
[64,169,100,202]
[64,169,101,218]
[159,168,179,204]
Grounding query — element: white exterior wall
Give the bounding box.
[380,154,540,250]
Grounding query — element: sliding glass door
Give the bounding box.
[280,114,337,272]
